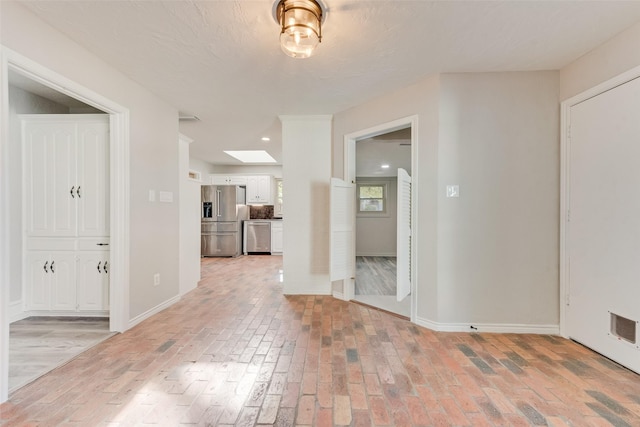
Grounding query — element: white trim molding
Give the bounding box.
[8,301,27,323]
[343,115,419,323]
[1,46,131,402]
[415,316,560,335]
[128,295,180,330]
[559,63,640,338]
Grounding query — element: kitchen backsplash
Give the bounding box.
[250,205,274,219]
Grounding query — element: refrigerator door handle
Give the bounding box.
[216,189,222,217]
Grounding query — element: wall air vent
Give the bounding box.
[610,312,637,344]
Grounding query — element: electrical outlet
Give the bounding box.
[153,273,160,286]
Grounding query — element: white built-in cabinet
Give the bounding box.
[246,175,272,204]
[271,221,283,254]
[21,114,110,315]
[210,174,248,186]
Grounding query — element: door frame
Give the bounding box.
[342,115,419,322]
[560,64,640,338]
[0,47,130,401]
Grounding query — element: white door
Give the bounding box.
[567,76,640,373]
[330,178,355,299]
[77,252,109,311]
[397,168,411,301]
[77,119,110,237]
[23,120,77,236]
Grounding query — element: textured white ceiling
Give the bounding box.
[15,1,640,165]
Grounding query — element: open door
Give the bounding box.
[397,168,411,301]
[330,178,355,299]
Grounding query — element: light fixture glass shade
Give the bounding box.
[276,0,323,58]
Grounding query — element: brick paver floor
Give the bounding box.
[1,255,639,426]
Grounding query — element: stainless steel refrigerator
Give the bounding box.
[201,185,249,257]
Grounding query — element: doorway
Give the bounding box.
[1,50,130,401]
[353,128,411,317]
[334,115,418,320]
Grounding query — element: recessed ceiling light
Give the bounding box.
[224,150,277,163]
[381,164,390,169]
[261,137,271,142]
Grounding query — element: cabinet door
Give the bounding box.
[246,175,272,204]
[25,252,52,310]
[228,176,248,186]
[23,121,77,236]
[77,252,109,311]
[50,253,77,311]
[256,176,271,203]
[77,120,110,237]
[271,224,283,253]
[210,175,229,185]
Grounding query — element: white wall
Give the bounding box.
[179,135,200,296]
[333,71,560,330]
[437,72,559,326]
[355,177,397,257]
[7,86,69,309]
[189,156,216,177]
[560,21,640,100]
[1,2,180,320]
[281,115,332,295]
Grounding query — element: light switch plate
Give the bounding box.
[446,185,459,198]
[159,191,173,203]
[148,190,156,202]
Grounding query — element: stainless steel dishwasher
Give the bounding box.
[243,221,271,254]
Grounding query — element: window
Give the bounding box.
[357,183,386,214]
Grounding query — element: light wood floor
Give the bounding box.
[9,317,113,393]
[2,255,640,426]
[355,256,397,296]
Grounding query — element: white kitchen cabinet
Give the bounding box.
[22,115,110,238]
[271,221,283,254]
[26,251,76,311]
[77,252,110,311]
[246,175,272,204]
[210,175,248,185]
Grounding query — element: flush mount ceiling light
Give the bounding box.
[273,0,325,59]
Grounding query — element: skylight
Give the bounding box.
[224,150,277,163]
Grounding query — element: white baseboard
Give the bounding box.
[17,310,109,319]
[415,316,560,335]
[9,301,27,323]
[128,294,180,329]
[355,252,396,257]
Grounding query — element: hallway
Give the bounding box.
[1,255,640,426]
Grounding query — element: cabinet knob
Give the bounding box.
[97,261,102,273]
[103,261,108,274]
[43,261,49,273]
[70,186,75,198]
[50,261,55,273]
[77,186,81,198]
